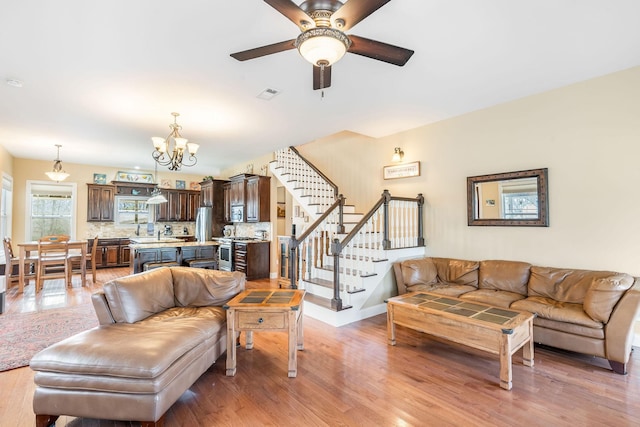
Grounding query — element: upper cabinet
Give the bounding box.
[87,184,115,222]
[156,189,200,222]
[227,174,270,223]
[246,175,270,222]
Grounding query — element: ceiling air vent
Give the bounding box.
[257,88,281,101]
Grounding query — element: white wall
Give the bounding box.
[297,66,640,276]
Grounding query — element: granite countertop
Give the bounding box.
[129,240,220,249]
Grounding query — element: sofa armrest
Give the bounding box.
[91,292,116,325]
[604,277,640,364]
[393,262,409,295]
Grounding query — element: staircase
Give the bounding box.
[270,147,426,327]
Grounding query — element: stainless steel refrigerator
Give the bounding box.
[195,207,213,242]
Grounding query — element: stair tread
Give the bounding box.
[304,293,352,311]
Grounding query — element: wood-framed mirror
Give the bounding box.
[467,168,549,226]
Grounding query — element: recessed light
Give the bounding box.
[6,78,23,88]
[257,88,281,100]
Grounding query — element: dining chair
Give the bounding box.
[3,236,37,290]
[36,235,71,292]
[68,236,98,284]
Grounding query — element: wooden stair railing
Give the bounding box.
[273,147,425,311]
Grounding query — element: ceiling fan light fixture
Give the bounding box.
[295,27,351,66]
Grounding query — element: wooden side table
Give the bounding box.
[224,289,305,378]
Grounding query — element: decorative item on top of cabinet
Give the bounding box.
[87,184,115,222]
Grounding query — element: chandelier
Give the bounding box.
[151,112,199,171]
[45,144,70,182]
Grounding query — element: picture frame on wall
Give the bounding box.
[160,179,171,188]
[383,161,421,180]
[93,173,107,184]
[176,180,186,190]
[116,171,154,183]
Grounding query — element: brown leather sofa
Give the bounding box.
[393,257,640,374]
[30,267,245,427]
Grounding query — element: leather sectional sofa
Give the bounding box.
[393,257,640,374]
[30,266,245,427]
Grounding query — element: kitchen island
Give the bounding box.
[129,240,219,274]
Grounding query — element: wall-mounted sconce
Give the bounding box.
[392,147,404,162]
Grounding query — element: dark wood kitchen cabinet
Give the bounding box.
[155,189,200,222]
[87,184,115,222]
[228,175,246,206]
[223,182,231,222]
[246,175,270,222]
[226,174,270,223]
[199,179,228,236]
[233,241,270,280]
[89,238,131,268]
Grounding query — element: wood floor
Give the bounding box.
[2,268,640,427]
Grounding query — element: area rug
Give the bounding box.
[0,304,99,372]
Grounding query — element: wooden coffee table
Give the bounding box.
[387,292,535,390]
[224,289,305,378]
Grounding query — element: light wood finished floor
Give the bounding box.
[1,268,640,426]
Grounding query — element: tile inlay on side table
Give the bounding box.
[224,289,305,378]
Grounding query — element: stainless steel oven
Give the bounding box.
[218,238,233,271]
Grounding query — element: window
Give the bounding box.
[27,181,77,241]
[0,173,13,263]
[115,196,149,225]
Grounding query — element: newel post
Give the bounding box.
[382,190,391,250]
[337,194,345,234]
[288,224,298,289]
[417,193,425,246]
[330,238,343,311]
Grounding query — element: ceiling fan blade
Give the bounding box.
[313,64,332,90]
[348,35,414,66]
[264,0,315,30]
[230,39,296,61]
[331,0,390,31]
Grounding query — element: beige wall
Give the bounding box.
[295,66,640,276]
[10,159,203,243]
[5,67,640,279]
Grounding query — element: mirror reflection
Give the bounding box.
[467,168,548,227]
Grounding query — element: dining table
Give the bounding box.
[17,240,88,293]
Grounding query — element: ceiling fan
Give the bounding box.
[230,0,414,90]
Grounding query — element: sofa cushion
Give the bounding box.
[460,289,526,308]
[511,296,602,329]
[399,258,438,287]
[583,274,634,323]
[527,267,619,304]
[478,260,531,295]
[172,267,246,307]
[431,257,479,288]
[143,306,227,338]
[533,317,605,339]
[405,283,476,298]
[103,267,176,323]
[30,322,206,379]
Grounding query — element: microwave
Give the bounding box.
[230,206,244,222]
